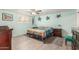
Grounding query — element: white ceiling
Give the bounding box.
[2,9,75,16]
[37,9,75,15]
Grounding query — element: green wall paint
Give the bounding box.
[34,10,76,36]
[0,10,32,37]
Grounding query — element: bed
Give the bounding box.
[27,27,53,41]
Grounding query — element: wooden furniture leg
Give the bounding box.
[65,40,67,46]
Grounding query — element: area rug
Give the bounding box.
[53,37,63,47]
[25,34,63,46]
[44,37,63,47]
[44,37,55,44]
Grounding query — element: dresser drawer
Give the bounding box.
[54,29,61,32]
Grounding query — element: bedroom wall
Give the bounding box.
[34,10,76,36]
[77,9,79,27]
[0,10,32,37]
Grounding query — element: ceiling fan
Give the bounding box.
[28,9,42,15]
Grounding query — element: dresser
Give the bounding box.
[0,26,13,50]
[53,28,62,37]
[72,29,79,50]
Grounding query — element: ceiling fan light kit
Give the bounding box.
[30,9,42,15]
[31,12,37,15]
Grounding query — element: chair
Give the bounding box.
[64,35,75,50]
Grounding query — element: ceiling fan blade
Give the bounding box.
[36,10,42,12]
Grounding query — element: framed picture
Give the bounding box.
[46,16,50,20]
[56,14,61,18]
[2,13,13,21]
[38,17,41,21]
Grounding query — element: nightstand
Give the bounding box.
[53,28,62,37]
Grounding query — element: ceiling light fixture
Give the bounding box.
[30,9,42,15]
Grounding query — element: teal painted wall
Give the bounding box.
[34,10,76,36]
[0,10,76,37]
[0,10,32,37]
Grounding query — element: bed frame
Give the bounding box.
[27,31,53,42]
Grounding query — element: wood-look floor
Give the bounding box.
[12,36,71,50]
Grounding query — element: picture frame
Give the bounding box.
[46,16,50,20]
[57,14,61,18]
[38,17,41,21]
[2,13,13,21]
